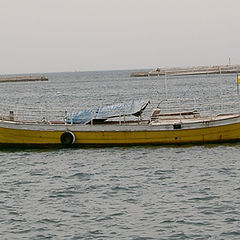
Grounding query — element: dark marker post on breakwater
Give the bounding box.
[0,75,48,83]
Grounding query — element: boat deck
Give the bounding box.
[1,113,239,127]
[150,113,239,126]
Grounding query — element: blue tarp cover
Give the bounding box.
[67,100,149,124]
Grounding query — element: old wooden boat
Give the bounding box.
[0,97,240,147]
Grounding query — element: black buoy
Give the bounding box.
[173,123,182,129]
[61,131,75,146]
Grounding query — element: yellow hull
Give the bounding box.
[0,121,240,146]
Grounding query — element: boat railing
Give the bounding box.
[0,104,69,123]
[0,95,240,124]
[146,94,240,120]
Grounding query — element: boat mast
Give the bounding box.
[164,71,168,100]
[164,71,169,111]
[237,73,239,95]
[219,67,223,110]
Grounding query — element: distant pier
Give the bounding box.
[130,64,240,77]
[0,75,48,83]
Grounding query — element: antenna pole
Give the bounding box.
[237,73,239,95]
[164,71,168,101]
[220,67,223,110]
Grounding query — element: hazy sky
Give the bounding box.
[1,0,240,74]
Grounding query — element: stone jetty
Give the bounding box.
[130,64,240,77]
[0,75,48,83]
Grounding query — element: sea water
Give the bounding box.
[0,70,240,239]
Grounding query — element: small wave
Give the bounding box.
[51,175,63,179]
[10,229,32,234]
[9,218,26,223]
[200,210,215,215]
[176,220,210,226]
[94,215,113,222]
[157,176,172,180]
[13,180,33,185]
[189,195,219,201]
[124,198,138,203]
[132,237,155,240]
[111,186,129,191]
[221,231,240,236]
[0,190,9,194]
[34,234,56,239]
[29,171,45,176]
[168,232,191,239]
[37,218,61,224]
[160,219,175,224]
[49,189,79,198]
[110,212,126,217]
[224,217,238,223]
[154,169,175,175]
[8,210,22,216]
[68,172,92,179]
[88,229,104,235]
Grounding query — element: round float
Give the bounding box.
[60,131,75,146]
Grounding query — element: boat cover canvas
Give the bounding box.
[67,100,149,124]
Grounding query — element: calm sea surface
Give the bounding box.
[0,70,240,239]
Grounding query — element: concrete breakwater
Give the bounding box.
[130,64,240,77]
[0,75,48,83]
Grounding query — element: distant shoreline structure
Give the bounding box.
[130,64,240,77]
[0,75,48,83]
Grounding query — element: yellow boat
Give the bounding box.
[0,98,240,147]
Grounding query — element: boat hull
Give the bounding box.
[0,121,240,146]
